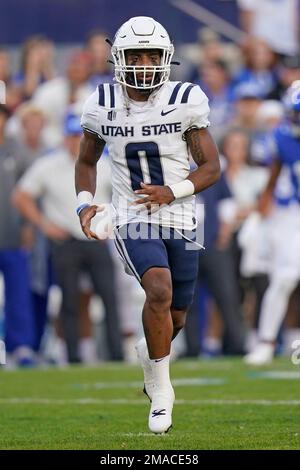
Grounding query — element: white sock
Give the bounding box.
[150,354,172,392]
[259,276,297,341]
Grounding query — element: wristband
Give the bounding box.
[76,203,90,216]
[168,180,195,199]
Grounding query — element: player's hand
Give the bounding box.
[79,204,103,240]
[133,182,175,209]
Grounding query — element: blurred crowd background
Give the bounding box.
[0,0,300,367]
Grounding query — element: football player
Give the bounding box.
[245,80,300,365]
[75,16,220,433]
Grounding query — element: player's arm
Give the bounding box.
[185,127,220,193]
[257,159,282,216]
[75,130,106,240]
[133,128,220,208]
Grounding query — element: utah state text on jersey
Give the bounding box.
[100,122,182,138]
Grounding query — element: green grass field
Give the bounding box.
[0,358,300,450]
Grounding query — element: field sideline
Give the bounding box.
[0,358,300,450]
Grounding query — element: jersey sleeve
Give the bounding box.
[80,89,104,140]
[183,85,210,135]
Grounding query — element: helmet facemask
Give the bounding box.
[112,46,174,91]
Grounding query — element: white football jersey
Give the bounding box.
[81,81,210,229]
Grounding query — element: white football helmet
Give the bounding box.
[111,16,174,90]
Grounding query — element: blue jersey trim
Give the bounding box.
[181,84,195,103]
[98,84,105,106]
[109,84,115,108]
[168,82,183,105]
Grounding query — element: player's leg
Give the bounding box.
[245,226,300,365]
[135,226,199,371]
[144,228,200,432]
[115,223,175,432]
[244,273,298,365]
[259,274,297,341]
[141,267,173,358]
[165,228,200,344]
[141,266,175,434]
[171,308,187,340]
[135,306,187,402]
